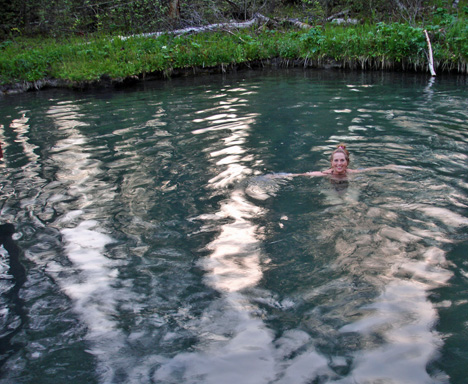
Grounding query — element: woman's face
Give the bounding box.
[331,152,348,175]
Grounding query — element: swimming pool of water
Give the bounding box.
[1,69,468,383]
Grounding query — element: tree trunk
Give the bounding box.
[168,0,180,20]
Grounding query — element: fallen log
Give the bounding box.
[120,15,265,40]
[119,13,310,40]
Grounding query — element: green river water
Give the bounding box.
[1,69,468,383]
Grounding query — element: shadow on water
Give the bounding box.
[0,223,26,369]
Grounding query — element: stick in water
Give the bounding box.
[424,30,436,77]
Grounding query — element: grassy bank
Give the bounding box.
[1,17,468,92]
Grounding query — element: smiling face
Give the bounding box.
[330,151,349,175]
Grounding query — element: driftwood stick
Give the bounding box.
[424,29,436,76]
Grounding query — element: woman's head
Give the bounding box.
[329,144,350,175]
[330,144,350,163]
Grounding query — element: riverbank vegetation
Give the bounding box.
[1,1,468,91]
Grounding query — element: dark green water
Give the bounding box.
[1,69,468,383]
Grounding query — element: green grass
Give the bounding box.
[1,19,468,86]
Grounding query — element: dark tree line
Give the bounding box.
[0,0,457,39]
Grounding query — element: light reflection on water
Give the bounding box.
[0,70,468,383]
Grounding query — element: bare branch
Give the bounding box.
[424,30,436,76]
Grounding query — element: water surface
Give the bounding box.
[1,70,468,383]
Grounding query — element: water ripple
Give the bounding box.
[0,71,467,383]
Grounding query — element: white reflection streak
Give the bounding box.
[196,113,263,292]
[10,113,40,163]
[341,277,450,383]
[155,106,279,384]
[338,217,455,383]
[46,102,126,383]
[156,98,332,384]
[203,189,263,292]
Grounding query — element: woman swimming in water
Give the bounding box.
[297,143,397,177]
[268,143,398,179]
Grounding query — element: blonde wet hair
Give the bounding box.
[330,143,350,164]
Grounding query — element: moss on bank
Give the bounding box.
[1,19,468,93]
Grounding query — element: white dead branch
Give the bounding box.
[424,29,436,76]
[118,13,310,41]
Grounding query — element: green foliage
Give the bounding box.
[0,40,13,50]
[300,27,325,53]
[373,23,426,58]
[1,0,461,39]
[0,0,172,38]
[2,11,468,86]
[432,5,458,26]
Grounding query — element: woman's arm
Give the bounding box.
[297,171,327,177]
[265,170,326,178]
[351,164,402,173]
